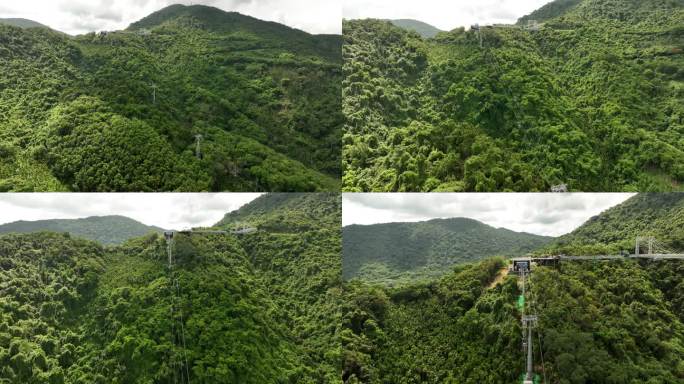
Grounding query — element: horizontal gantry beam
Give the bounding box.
[511,254,684,264]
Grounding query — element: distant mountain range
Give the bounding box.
[0,215,164,245]
[343,217,552,284]
[389,19,443,38]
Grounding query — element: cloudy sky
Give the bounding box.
[0,193,262,230]
[0,0,340,35]
[344,0,554,30]
[343,193,635,237]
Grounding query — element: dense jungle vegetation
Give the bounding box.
[343,0,684,192]
[342,258,684,383]
[0,215,164,245]
[342,193,684,383]
[342,258,525,383]
[343,217,551,285]
[0,193,343,383]
[0,4,342,192]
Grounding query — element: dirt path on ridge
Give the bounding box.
[487,266,509,289]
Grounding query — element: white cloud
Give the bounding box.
[0,193,263,230]
[0,0,341,35]
[343,0,554,31]
[342,193,636,237]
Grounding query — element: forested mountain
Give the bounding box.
[517,0,584,24]
[343,0,684,192]
[388,20,443,38]
[521,0,684,24]
[343,218,551,285]
[342,193,684,383]
[0,4,342,192]
[543,193,684,254]
[0,193,343,383]
[0,215,164,245]
[0,19,49,29]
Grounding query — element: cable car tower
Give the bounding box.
[151,83,158,104]
[194,134,203,159]
[519,260,543,383]
[471,23,483,48]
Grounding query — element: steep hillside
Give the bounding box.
[559,0,684,23]
[224,193,343,382]
[531,260,684,383]
[343,218,552,285]
[0,193,343,383]
[543,193,684,254]
[342,258,524,382]
[218,192,342,230]
[0,215,164,245]
[343,0,684,192]
[0,4,342,192]
[389,19,443,38]
[517,0,584,24]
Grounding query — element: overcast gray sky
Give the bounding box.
[0,193,262,230]
[343,193,635,237]
[0,0,341,35]
[344,0,554,31]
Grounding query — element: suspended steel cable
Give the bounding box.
[176,279,191,383]
[537,328,548,384]
[528,270,548,384]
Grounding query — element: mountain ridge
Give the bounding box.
[0,18,49,29]
[343,216,552,285]
[389,19,443,38]
[0,215,165,245]
[518,0,684,24]
[345,217,545,236]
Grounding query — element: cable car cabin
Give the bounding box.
[511,258,531,273]
[232,227,257,235]
[510,256,559,273]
